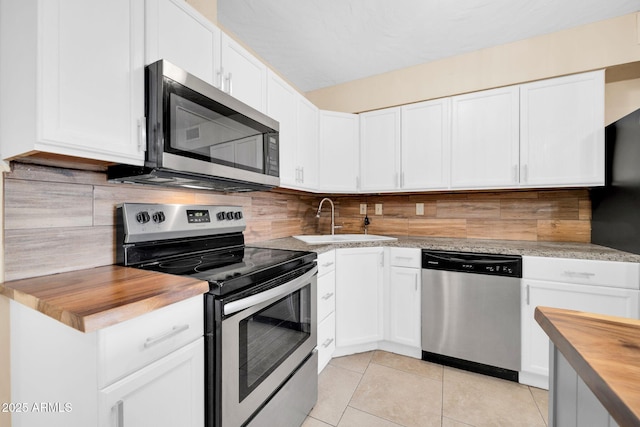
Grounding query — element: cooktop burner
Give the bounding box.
[117,203,317,296]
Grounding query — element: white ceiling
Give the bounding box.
[218,0,640,92]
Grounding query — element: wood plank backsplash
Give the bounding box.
[3,162,591,281]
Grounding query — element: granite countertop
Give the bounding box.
[251,236,640,263]
[535,306,640,426]
[2,236,638,333]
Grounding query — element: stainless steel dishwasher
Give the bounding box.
[421,250,522,382]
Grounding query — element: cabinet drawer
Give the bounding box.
[523,256,640,290]
[318,250,336,274]
[389,247,421,268]
[97,295,204,387]
[317,312,335,373]
[318,269,336,322]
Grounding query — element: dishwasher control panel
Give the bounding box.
[421,250,522,278]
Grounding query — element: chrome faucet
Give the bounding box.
[316,198,339,235]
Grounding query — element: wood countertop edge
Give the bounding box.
[79,285,207,333]
[0,266,209,333]
[534,306,640,427]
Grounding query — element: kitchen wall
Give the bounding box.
[306,12,640,123]
[322,190,591,243]
[4,161,591,282]
[2,162,320,282]
[186,0,216,24]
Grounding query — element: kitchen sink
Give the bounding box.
[292,234,398,245]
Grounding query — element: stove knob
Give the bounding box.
[216,212,226,221]
[225,211,234,220]
[234,211,243,220]
[152,211,165,223]
[136,211,150,224]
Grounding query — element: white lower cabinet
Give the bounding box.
[317,250,336,372]
[333,247,421,359]
[317,312,336,373]
[99,339,204,427]
[382,248,421,358]
[334,247,384,355]
[521,257,640,389]
[9,296,204,427]
[387,267,420,348]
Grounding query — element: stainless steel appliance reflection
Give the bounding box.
[117,203,318,427]
[421,250,522,382]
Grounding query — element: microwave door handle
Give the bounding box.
[223,265,318,316]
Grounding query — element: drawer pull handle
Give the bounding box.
[394,256,414,260]
[115,400,124,427]
[144,324,190,349]
[321,262,334,268]
[322,292,334,300]
[322,338,334,348]
[562,271,596,279]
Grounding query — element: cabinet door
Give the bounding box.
[318,110,360,192]
[451,86,520,189]
[317,312,336,373]
[99,339,204,427]
[220,33,267,112]
[318,267,336,324]
[145,0,220,87]
[520,71,604,187]
[522,280,639,387]
[360,107,401,192]
[296,96,319,189]
[267,71,298,187]
[335,248,384,348]
[388,266,421,348]
[401,98,451,190]
[39,0,145,164]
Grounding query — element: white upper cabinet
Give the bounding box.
[401,98,451,190]
[147,0,266,112]
[450,86,520,189]
[267,71,298,187]
[318,110,360,193]
[359,107,402,192]
[0,0,146,165]
[296,96,319,190]
[220,33,267,113]
[519,71,605,187]
[145,0,220,87]
[267,71,318,190]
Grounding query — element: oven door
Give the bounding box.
[220,265,317,427]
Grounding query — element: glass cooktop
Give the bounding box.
[138,246,317,296]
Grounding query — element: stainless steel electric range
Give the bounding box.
[117,203,318,427]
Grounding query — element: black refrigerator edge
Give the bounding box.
[591,107,640,255]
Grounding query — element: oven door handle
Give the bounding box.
[224,265,318,316]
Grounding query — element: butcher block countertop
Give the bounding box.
[535,306,640,427]
[0,265,209,333]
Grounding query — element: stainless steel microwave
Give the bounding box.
[108,60,280,192]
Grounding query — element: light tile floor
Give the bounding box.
[304,351,548,427]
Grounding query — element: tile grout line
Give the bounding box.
[528,386,549,427]
[336,353,370,427]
